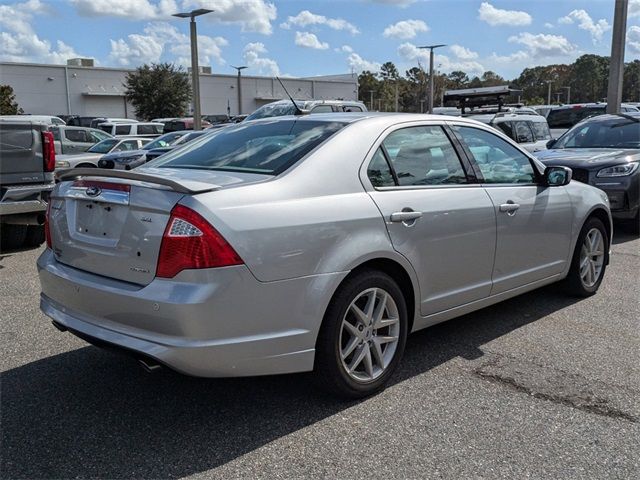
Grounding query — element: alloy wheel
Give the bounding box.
[339,287,400,383]
[579,227,605,288]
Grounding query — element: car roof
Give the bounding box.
[576,112,640,123]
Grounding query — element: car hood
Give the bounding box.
[534,148,640,169]
[101,149,146,161]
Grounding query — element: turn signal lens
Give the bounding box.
[156,205,243,278]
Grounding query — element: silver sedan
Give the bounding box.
[38,113,612,398]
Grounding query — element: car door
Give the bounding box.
[363,123,497,316]
[450,124,573,295]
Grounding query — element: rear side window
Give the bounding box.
[529,121,551,140]
[65,129,89,142]
[98,125,112,133]
[495,121,514,139]
[343,106,363,112]
[380,126,467,186]
[115,125,131,135]
[453,126,536,184]
[137,124,161,135]
[310,105,333,113]
[367,148,395,187]
[153,119,346,175]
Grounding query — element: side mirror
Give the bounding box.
[546,138,556,149]
[545,166,572,186]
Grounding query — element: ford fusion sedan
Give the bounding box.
[536,113,639,229]
[39,113,611,398]
[55,137,151,170]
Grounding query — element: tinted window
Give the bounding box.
[344,106,363,112]
[0,125,33,152]
[495,121,514,139]
[115,125,131,135]
[65,129,89,142]
[144,131,186,149]
[98,125,112,133]
[367,148,395,187]
[529,121,551,140]
[245,102,298,121]
[554,117,640,149]
[453,126,536,184]
[381,126,467,186]
[152,119,346,175]
[547,106,605,129]
[513,121,534,143]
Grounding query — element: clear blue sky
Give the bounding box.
[1,0,638,79]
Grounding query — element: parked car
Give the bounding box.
[40,113,612,398]
[0,119,55,250]
[90,118,137,129]
[97,122,163,138]
[1,115,65,126]
[245,99,368,121]
[535,112,639,229]
[97,130,207,170]
[162,118,212,133]
[50,126,112,154]
[55,137,151,170]
[138,130,213,164]
[546,103,639,138]
[468,111,552,152]
[64,116,99,128]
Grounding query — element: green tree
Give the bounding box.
[0,85,23,115]
[447,71,470,90]
[480,71,505,87]
[570,54,609,103]
[623,60,640,103]
[124,63,191,120]
[357,70,381,110]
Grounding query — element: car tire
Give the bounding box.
[315,269,408,399]
[0,224,28,251]
[563,216,608,297]
[24,225,46,247]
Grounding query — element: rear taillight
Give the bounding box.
[156,205,243,278]
[42,131,55,172]
[45,201,52,249]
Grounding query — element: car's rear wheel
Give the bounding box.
[564,217,608,297]
[315,270,408,399]
[0,224,27,251]
[24,225,45,247]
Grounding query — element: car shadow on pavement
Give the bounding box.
[0,285,580,479]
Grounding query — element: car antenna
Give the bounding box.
[276,76,306,116]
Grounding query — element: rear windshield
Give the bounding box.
[245,102,307,121]
[547,106,605,129]
[554,117,640,149]
[0,125,33,152]
[151,119,346,175]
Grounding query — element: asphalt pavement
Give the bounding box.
[1,229,638,479]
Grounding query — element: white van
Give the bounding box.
[97,122,164,138]
[89,117,138,129]
[1,115,66,125]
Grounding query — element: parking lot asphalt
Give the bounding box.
[1,230,639,479]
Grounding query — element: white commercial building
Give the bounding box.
[0,61,359,119]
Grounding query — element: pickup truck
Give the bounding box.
[0,120,56,250]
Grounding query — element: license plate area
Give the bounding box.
[74,200,128,240]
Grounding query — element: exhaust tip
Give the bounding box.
[138,358,162,373]
[51,320,67,332]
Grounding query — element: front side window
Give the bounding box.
[380,126,467,186]
[65,129,88,142]
[152,119,346,175]
[453,126,536,184]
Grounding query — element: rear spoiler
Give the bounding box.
[56,168,219,194]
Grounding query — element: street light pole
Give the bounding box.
[418,44,446,114]
[544,80,553,105]
[231,65,247,115]
[368,90,374,111]
[606,0,628,114]
[562,86,571,104]
[173,8,213,130]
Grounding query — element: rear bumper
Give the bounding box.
[0,183,53,216]
[37,249,347,377]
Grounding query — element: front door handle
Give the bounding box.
[390,211,423,223]
[499,201,520,215]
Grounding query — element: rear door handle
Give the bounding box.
[499,202,520,214]
[390,211,423,223]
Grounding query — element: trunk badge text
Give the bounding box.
[85,186,102,197]
[130,267,150,273]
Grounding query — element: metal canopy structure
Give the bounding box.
[443,85,523,114]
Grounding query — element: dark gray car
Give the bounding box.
[535,113,639,227]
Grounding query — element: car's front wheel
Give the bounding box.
[564,216,608,297]
[315,270,408,399]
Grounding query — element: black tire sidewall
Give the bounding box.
[316,270,408,398]
[567,217,608,296]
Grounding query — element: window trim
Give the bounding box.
[446,122,544,186]
[361,122,476,191]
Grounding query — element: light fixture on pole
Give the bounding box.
[172,8,213,130]
[418,44,446,114]
[543,80,553,105]
[231,65,247,115]
[561,86,571,104]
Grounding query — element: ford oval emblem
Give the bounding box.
[85,186,101,197]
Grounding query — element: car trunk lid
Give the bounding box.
[49,168,269,285]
